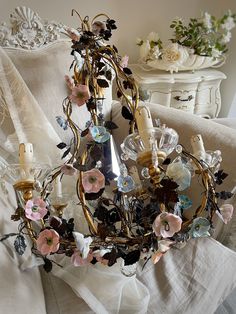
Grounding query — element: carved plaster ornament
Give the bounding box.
[0,6,66,49]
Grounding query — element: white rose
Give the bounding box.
[147,31,159,43]
[161,43,189,70]
[222,16,235,31]
[139,40,151,61]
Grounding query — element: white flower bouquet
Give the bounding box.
[137,11,236,72]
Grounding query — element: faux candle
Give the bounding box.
[135,105,154,150]
[19,143,34,180]
[190,134,205,159]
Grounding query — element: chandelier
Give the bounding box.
[0,10,234,275]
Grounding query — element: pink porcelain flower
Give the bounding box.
[71,250,93,266]
[65,75,74,91]
[69,85,90,106]
[25,198,47,221]
[66,28,80,41]
[217,204,234,224]
[152,240,175,264]
[36,229,60,255]
[153,212,182,238]
[82,168,105,193]
[61,164,77,176]
[120,55,129,68]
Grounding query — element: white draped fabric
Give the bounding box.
[1,43,236,314]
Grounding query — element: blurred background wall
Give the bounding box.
[1,0,236,117]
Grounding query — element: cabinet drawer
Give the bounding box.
[171,91,196,113]
[150,90,171,106]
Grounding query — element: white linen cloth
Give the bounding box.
[1,43,236,314]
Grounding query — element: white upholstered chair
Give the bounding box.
[1,7,236,314]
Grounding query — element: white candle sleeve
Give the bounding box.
[135,105,154,150]
[19,143,34,180]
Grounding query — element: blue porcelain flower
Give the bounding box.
[90,126,110,143]
[189,217,211,238]
[117,175,135,193]
[178,195,192,210]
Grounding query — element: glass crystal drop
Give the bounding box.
[175,145,183,154]
[96,161,102,168]
[33,180,42,192]
[121,153,129,161]
[141,167,150,179]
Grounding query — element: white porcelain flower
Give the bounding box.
[139,40,151,61]
[73,232,93,259]
[161,43,189,72]
[147,32,159,43]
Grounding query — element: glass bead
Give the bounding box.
[141,167,150,179]
[120,259,137,277]
[33,180,42,192]
[120,153,129,161]
[175,145,183,154]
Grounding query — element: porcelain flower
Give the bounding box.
[73,232,93,259]
[61,164,77,176]
[66,27,80,41]
[120,55,129,68]
[216,204,234,224]
[65,75,74,91]
[36,229,60,255]
[189,217,211,238]
[166,160,191,191]
[117,175,135,193]
[73,51,84,71]
[93,248,111,265]
[71,250,93,266]
[152,240,175,264]
[153,212,182,238]
[69,85,90,106]
[25,198,47,221]
[161,43,189,71]
[90,126,110,143]
[82,168,105,193]
[92,21,105,35]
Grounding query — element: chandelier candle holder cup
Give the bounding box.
[0,10,234,274]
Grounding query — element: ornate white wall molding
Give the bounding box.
[0,6,66,49]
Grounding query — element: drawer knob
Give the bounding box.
[174,95,194,102]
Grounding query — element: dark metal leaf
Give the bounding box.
[97,79,109,88]
[57,142,67,149]
[124,250,140,266]
[61,147,71,159]
[162,158,171,165]
[104,121,118,130]
[43,258,53,273]
[103,248,117,266]
[123,67,132,75]
[14,234,27,256]
[121,106,134,120]
[81,128,89,137]
[215,170,228,185]
[112,45,118,53]
[105,70,112,81]
[85,188,105,200]
[215,191,234,200]
[117,90,123,98]
[90,145,103,161]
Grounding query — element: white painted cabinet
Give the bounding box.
[131,65,226,118]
